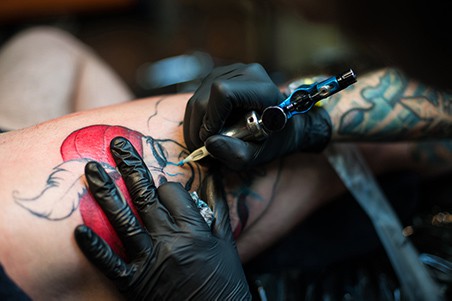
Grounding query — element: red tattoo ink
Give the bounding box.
[61,125,144,259]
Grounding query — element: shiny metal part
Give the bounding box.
[180,70,356,165]
[221,110,269,141]
[178,111,268,165]
[190,191,214,227]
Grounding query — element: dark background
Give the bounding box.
[0,0,376,98]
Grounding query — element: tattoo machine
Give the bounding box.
[178,69,357,165]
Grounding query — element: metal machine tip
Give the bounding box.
[177,146,210,166]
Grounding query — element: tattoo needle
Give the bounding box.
[178,111,266,166]
[177,146,210,166]
[178,70,356,167]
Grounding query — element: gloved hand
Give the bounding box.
[184,63,332,170]
[74,136,251,301]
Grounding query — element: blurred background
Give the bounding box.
[0,0,378,98]
[2,1,452,300]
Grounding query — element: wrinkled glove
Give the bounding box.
[74,137,251,301]
[184,62,332,170]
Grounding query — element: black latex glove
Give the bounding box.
[74,137,251,301]
[184,62,332,170]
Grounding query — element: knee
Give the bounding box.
[1,26,86,56]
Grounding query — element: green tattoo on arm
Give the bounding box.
[324,68,452,141]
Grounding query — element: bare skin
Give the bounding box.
[227,67,452,261]
[0,26,132,131]
[324,68,452,177]
[0,93,336,300]
[0,95,194,300]
[1,85,450,299]
[1,26,451,300]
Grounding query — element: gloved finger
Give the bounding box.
[85,161,152,259]
[205,62,247,83]
[199,80,283,142]
[74,225,134,285]
[157,182,211,234]
[184,63,275,151]
[205,135,260,170]
[199,172,235,242]
[183,95,196,151]
[109,137,176,232]
[183,64,243,151]
[208,62,267,82]
[184,92,208,151]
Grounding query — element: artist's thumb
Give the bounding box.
[198,171,235,242]
[205,135,255,170]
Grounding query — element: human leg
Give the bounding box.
[1,90,451,298]
[0,26,133,130]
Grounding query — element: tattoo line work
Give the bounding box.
[13,96,283,251]
[326,69,452,140]
[13,98,199,257]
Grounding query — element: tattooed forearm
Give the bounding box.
[324,68,452,141]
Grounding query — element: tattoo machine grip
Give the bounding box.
[180,69,357,164]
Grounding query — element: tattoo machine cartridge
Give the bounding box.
[178,69,357,165]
